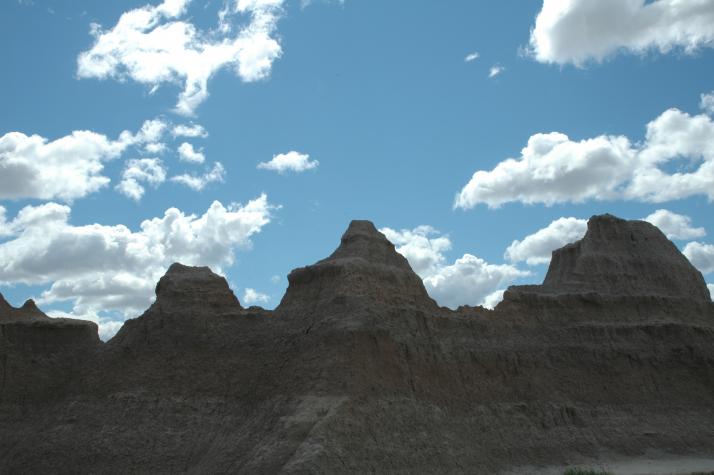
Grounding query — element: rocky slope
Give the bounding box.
[0,214,712,474]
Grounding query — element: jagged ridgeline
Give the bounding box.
[1,215,713,473]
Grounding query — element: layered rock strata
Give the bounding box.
[0,215,712,474]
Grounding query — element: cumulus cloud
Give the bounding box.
[380,225,450,277]
[380,226,528,309]
[177,142,205,163]
[482,289,506,310]
[243,287,269,305]
[0,118,166,202]
[455,108,714,209]
[116,158,167,201]
[464,51,479,62]
[257,151,319,174]
[171,161,225,190]
[708,283,714,300]
[0,194,274,339]
[701,92,714,115]
[172,123,208,138]
[643,209,706,240]
[145,142,168,154]
[77,0,286,115]
[529,0,714,66]
[505,217,587,266]
[422,254,528,309]
[683,241,714,275]
[488,65,504,78]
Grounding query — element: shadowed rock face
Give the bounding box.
[153,262,242,315]
[0,296,99,405]
[538,214,710,300]
[0,214,713,474]
[108,263,244,350]
[278,220,438,318]
[0,296,50,322]
[502,215,712,326]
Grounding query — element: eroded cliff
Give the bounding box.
[0,214,712,474]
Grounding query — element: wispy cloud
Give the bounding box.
[488,64,504,78]
[171,162,225,190]
[464,51,479,62]
[257,151,319,174]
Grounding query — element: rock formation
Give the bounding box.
[0,295,49,321]
[0,214,713,474]
[508,214,710,300]
[0,295,99,406]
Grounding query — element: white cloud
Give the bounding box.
[643,209,706,240]
[701,91,714,115]
[136,118,169,143]
[77,0,285,115]
[529,0,714,66]
[488,64,504,78]
[177,142,205,163]
[172,123,208,138]
[145,142,168,154]
[243,287,269,305]
[257,151,319,174]
[505,217,587,266]
[683,241,714,275]
[423,254,529,310]
[708,283,714,300]
[0,118,166,202]
[482,289,505,309]
[455,108,714,209]
[0,194,274,339]
[0,206,8,237]
[380,226,529,309]
[464,51,479,62]
[380,225,450,277]
[171,161,225,190]
[116,158,167,201]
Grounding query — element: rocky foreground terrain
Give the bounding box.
[1,214,713,474]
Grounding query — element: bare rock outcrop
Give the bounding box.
[0,214,713,474]
[279,220,438,315]
[109,263,244,350]
[0,295,49,322]
[509,214,710,300]
[500,214,712,325]
[0,295,99,405]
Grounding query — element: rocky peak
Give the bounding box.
[20,299,44,315]
[318,220,414,270]
[0,293,49,321]
[509,214,710,301]
[278,220,436,315]
[0,293,11,313]
[152,263,242,315]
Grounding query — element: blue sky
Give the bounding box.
[2,0,714,339]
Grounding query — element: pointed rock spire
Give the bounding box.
[0,293,49,321]
[278,220,437,315]
[317,220,414,270]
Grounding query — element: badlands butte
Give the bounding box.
[1,214,713,474]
